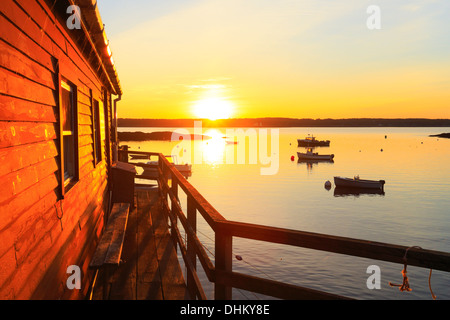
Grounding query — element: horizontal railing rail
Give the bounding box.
[118,148,450,300]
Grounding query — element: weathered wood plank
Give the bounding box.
[0,40,55,89]
[108,195,138,300]
[0,66,56,106]
[217,220,450,273]
[78,90,92,108]
[0,139,58,178]
[136,189,163,300]
[0,94,57,123]
[104,203,130,265]
[0,15,54,72]
[33,0,104,92]
[89,203,130,268]
[0,121,57,148]
[215,270,352,300]
[13,0,67,54]
[0,156,58,203]
[0,0,55,56]
[151,191,189,299]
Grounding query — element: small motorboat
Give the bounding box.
[297,135,330,147]
[142,155,192,178]
[334,176,385,190]
[297,148,334,161]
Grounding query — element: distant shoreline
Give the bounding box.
[118,118,450,128]
[118,131,211,141]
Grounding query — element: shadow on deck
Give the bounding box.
[91,187,190,300]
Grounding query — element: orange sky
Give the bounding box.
[99,0,450,120]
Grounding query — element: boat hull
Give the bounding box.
[297,152,334,160]
[334,177,385,189]
[297,139,330,147]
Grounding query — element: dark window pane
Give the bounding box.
[61,86,72,132]
[94,100,102,163]
[64,135,75,181]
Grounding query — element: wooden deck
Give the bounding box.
[91,187,190,300]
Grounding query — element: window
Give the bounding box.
[93,99,102,164]
[60,79,78,190]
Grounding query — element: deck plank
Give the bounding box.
[91,188,189,300]
[151,194,190,299]
[136,189,163,299]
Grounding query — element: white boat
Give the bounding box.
[297,135,330,147]
[142,155,192,177]
[297,149,334,161]
[334,176,385,190]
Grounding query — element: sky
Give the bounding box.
[97,0,450,120]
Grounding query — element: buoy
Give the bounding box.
[324,180,332,189]
[235,255,242,261]
[291,155,295,161]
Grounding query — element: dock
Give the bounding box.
[88,149,450,300]
[90,187,189,300]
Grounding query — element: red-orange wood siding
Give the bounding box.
[0,0,115,299]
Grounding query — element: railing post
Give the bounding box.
[215,225,232,300]
[186,196,197,299]
[171,177,178,253]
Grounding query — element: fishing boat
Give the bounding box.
[297,149,334,161]
[297,135,330,147]
[334,176,385,190]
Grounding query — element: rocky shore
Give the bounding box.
[429,133,450,139]
[118,131,211,141]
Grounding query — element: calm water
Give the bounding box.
[120,126,450,300]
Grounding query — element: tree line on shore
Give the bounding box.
[118,117,450,128]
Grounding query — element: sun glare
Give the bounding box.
[192,97,235,120]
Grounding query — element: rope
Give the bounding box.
[388,246,436,300]
[389,246,422,292]
[428,269,436,300]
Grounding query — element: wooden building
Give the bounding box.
[0,0,122,299]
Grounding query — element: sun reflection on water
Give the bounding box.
[201,129,226,165]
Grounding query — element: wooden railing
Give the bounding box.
[119,148,450,300]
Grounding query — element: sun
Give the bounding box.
[192,97,235,120]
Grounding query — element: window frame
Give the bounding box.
[92,96,102,165]
[59,77,79,197]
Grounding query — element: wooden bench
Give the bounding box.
[89,202,130,299]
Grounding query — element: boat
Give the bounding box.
[334,176,385,190]
[297,149,334,161]
[142,155,192,178]
[297,135,330,147]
